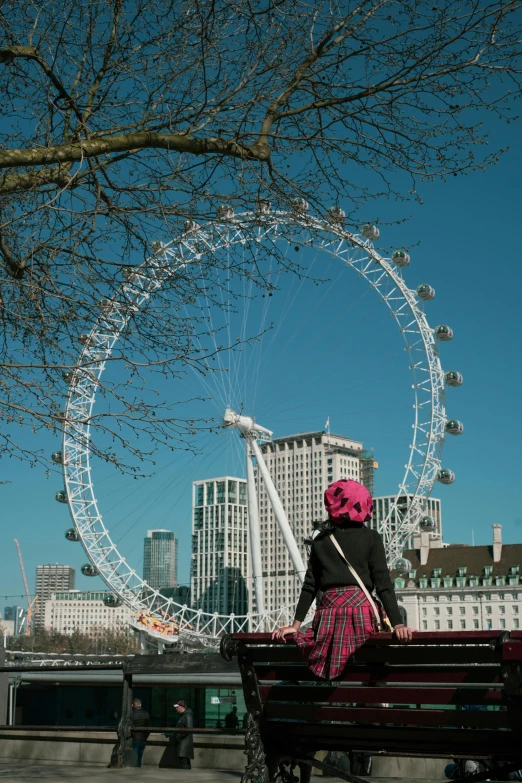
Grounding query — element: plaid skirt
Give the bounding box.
[295,586,380,680]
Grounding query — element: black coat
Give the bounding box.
[131,708,151,742]
[174,707,194,759]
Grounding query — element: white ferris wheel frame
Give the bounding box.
[59,209,449,645]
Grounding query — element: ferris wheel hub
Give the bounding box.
[222,408,273,441]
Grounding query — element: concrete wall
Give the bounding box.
[0,731,246,769]
[0,730,451,776]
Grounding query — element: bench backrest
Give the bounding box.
[222,630,522,760]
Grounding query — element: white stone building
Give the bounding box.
[393,524,521,631]
[255,431,375,614]
[44,590,133,636]
[34,564,75,630]
[190,476,249,618]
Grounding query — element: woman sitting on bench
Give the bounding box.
[272,479,413,680]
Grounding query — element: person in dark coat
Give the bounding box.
[224,706,239,731]
[131,698,151,768]
[173,700,194,770]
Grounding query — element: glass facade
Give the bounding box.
[143,530,178,590]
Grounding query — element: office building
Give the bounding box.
[371,494,442,550]
[44,590,132,636]
[143,530,178,590]
[393,525,522,631]
[191,477,249,617]
[34,565,75,630]
[255,430,376,614]
[3,605,27,635]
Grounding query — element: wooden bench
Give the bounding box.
[220,630,522,783]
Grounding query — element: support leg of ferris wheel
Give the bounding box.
[249,438,306,585]
[245,439,265,624]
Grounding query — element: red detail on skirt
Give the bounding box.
[295,586,380,680]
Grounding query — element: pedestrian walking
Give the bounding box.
[131,698,151,768]
[173,700,194,770]
[224,706,239,731]
[272,479,413,680]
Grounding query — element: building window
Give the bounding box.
[460,620,466,629]
[422,607,427,616]
[460,607,466,615]
[499,606,505,614]
[486,606,492,615]
[473,606,479,615]
[434,620,440,630]
[500,619,506,629]
[473,619,479,629]
[457,567,467,578]
[434,607,440,616]
[513,619,520,629]
[447,620,453,630]
[447,607,453,615]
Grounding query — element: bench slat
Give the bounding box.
[247,645,502,664]
[249,646,500,667]
[259,685,502,706]
[262,722,519,757]
[263,703,510,729]
[255,665,501,684]
[232,631,508,646]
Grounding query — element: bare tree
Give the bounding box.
[0,0,520,468]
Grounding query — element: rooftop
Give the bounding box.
[392,542,522,584]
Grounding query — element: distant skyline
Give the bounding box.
[1,114,521,615]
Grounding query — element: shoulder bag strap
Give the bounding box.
[329,533,383,631]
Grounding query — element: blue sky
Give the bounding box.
[1,116,521,616]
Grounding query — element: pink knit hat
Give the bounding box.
[324,479,373,524]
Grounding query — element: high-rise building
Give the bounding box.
[256,430,375,615]
[393,525,522,632]
[371,494,443,551]
[143,530,178,590]
[44,590,132,636]
[34,565,75,630]
[3,605,27,635]
[191,477,249,617]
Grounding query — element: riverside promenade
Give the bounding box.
[0,763,454,782]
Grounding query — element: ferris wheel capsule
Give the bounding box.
[122,266,142,283]
[256,199,271,215]
[78,333,94,347]
[392,250,410,267]
[217,205,235,220]
[51,450,63,464]
[62,370,74,383]
[291,198,309,213]
[103,594,123,607]
[99,299,113,312]
[419,515,437,532]
[434,325,453,342]
[65,528,80,542]
[445,370,463,387]
[55,490,68,503]
[394,557,412,574]
[54,410,67,422]
[437,468,455,485]
[445,419,464,436]
[81,563,99,577]
[183,219,200,232]
[327,206,346,224]
[417,284,436,301]
[362,223,380,241]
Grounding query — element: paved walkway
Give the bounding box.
[0,762,454,782]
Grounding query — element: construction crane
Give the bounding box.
[13,539,38,636]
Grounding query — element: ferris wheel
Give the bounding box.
[52,204,463,646]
